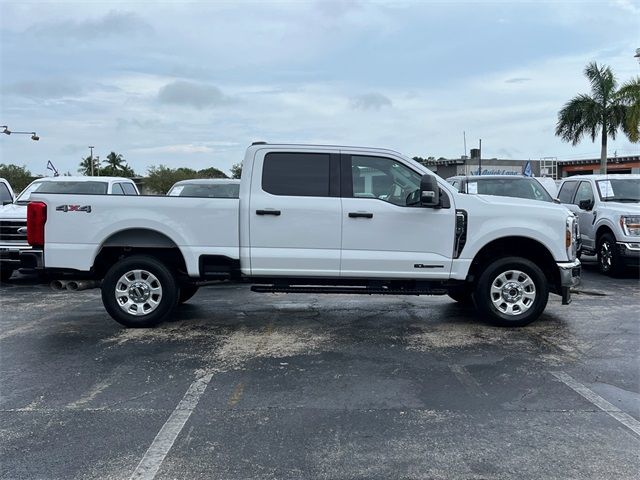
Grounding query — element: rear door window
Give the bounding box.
[262,152,331,197]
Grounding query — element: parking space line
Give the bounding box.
[551,371,640,438]
[129,373,213,480]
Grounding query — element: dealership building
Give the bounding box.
[420,154,640,180]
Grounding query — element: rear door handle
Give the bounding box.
[256,209,281,216]
[348,212,373,219]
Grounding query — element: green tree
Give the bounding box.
[101,151,136,177]
[0,164,33,192]
[230,163,242,179]
[78,155,101,176]
[196,167,228,179]
[556,62,640,174]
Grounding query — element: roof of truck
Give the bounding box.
[29,176,135,183]
[171,178,240,186]
[559,174,640,181]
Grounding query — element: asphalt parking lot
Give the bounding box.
[1,257,639,480]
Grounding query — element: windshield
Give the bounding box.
[596,179,640,202]
[0,183,12,204]
[467,178,553,202]
[168,183,240,198]
[16,180,108,204]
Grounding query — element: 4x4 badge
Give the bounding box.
[56,204,92,213]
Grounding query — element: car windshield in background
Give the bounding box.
[596,179,640,202]
[469,178,553,202]
[0,183,12,204]
[168,183,240,198]
[16,181,108,204]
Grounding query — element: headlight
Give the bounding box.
[620,216,640,236]
[566,216,577,260]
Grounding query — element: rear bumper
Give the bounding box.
[557,259,581,305]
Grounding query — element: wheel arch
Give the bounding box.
[468,236,560,293]
[92,228,187,278]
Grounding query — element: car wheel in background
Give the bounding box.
[101,255,179,328]
[597,233,622,276]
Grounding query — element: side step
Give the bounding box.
[250,285,448,296]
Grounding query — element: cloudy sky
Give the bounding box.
[1,0,639,177]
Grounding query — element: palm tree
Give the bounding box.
[104,152,124,172]
[556,62,639,174]
[78,155,100,176]
[102,152,135,177]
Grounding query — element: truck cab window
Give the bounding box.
[262,152,331,197]
[350,156,422,207]
[558,181,578,203]
[573,181,594,207]
[112,183,125,195]
[122,183,138,195]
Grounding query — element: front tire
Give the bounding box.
[597,233,622,276]
[473,257,549,327]
[101,255,179,328]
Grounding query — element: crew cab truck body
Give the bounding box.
[27,144,581,327]
[558,174,640,275]
[0,176,139,282]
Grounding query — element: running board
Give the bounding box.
[250,285,448,295]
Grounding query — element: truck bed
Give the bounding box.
[32,194,240,276]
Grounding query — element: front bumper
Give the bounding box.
[0,244,32,268]
[617,242,640,266]
[19,248,43,269]
[557,258,581,305]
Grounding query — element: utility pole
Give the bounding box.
[88,146,94,176]
[478,139,482,175]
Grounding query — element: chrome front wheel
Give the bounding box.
[489,269,536,316]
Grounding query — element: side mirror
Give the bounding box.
[420,174,440,208]
[578,199,593,210]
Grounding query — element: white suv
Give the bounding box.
[558,174,640,275]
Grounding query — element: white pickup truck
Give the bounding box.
[26,143,580,328]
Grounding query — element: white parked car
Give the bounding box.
[446,175,556,202]
[0,178,16,206]
[0,176,139,282]
[168,179,240,198]
[27,143,580,328]
[557,174,640,275]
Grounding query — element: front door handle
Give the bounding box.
[256,209,281,216]
[348,212,373,219]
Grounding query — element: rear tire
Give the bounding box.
[0,267,14,283]
[597,233,622,276]
[178,285,199,304]
[473,256,548,327]
[101,255,179,328]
